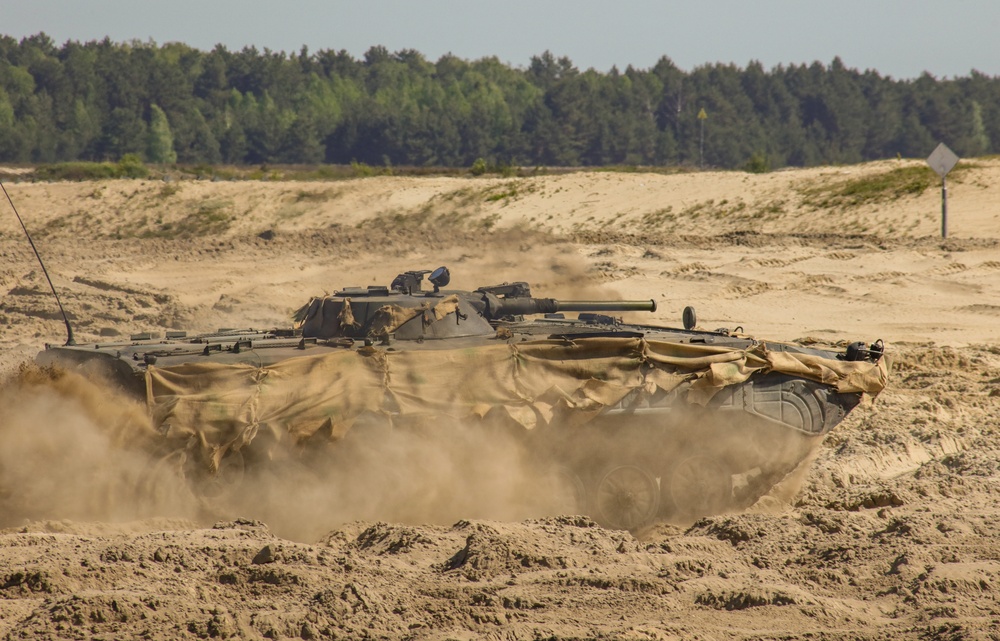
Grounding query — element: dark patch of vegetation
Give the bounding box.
[482,181,537,204]
[592,165,699,176]
[0,35,997,172]
[470,158,518,177]
[140,201,232,238]
[292,188,339,203]
[800,166,937,209]
[349,161,391,178]
[32,155,149,181]
[158,183,181,198]
[743,153,770,174]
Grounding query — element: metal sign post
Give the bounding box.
[926,142,960,239]
[697,108,707,168]
[942,176,948,239]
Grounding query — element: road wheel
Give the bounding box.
[590,464,660,531]
[545,465,588,516]
[661,453,732,522]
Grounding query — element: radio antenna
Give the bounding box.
[1,180,75,346]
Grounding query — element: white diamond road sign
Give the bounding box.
[927,142,959,178]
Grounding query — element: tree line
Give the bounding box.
[0,33,997,171]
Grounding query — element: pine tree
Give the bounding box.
[146,104,177,163]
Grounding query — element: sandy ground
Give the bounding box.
[1,160,1000,639]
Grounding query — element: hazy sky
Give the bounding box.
[4,0,999,79]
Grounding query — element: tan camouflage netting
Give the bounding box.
[146,337,888,471]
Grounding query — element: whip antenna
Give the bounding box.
[1,180,75,346]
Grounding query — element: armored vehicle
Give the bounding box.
[37,267,887,530]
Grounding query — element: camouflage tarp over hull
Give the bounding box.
[145,337,888,469]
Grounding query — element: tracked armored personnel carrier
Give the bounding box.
[37,267,887,530]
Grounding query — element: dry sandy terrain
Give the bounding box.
[1,160,1000,639]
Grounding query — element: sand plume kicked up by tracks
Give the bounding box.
[0,360,824,543]
[0,366,194,527]
[216,419,588,543]
[0,366,590,542]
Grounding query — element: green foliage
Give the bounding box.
[1,35,999,169]
[800,166,934,209]
[482,181,536,203]
[743,152,770,174]
[351,161,372,177]
[351,161,391,177]
[146,105,177,164]
[117,154,149,178]
[969,101,991,156]
[470,157,488,176]
[32,155,149,180]
[158,183,181,198]
[293,188,339,203]
[33,162,120,181]
[141,201,232,238]
[485,189,516,202]
[469,157,518,177]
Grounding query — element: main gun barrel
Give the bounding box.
[554,300,657,312]
[486,297,656,317]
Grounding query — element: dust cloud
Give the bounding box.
[0,361,823,542]
[219,401,826,541]
[218,419,583,542]
[0,365,585,541]
[0,365,193,527]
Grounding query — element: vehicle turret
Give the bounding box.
[298,267,657,341]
